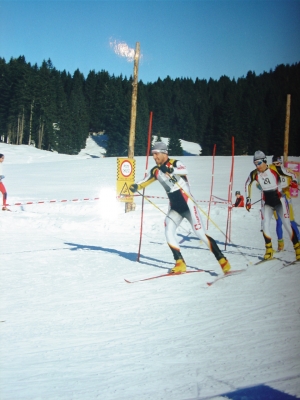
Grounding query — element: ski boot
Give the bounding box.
[2,206,10,211]
[170,259,187,274]
[218,257,231,273]
[277,239,284,251]
[264,243,274,260]
[294,243,300,261]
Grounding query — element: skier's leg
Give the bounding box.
[275,200,297,243]
[291,220,300,241]
[274,211,284,250]
[276,199,300,260]
[0,182,7,209]
[183,199,231,272]
[262,205,275,259]
[286,198,300,240]
[165,210,186,273]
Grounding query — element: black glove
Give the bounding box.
[246,197,251,212]
[159,164,174,174]
[129,183,138,193]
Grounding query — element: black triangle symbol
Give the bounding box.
[120,182,131,196]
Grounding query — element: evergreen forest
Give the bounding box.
[0,56,299,157]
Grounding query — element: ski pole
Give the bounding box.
[137,190,167,216]
[251,199,261,206]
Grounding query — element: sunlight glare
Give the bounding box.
[97,187,123,219]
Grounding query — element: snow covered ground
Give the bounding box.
[0,138,300,400]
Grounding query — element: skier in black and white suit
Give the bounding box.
[130,142,231,274]
[245,150,300,261]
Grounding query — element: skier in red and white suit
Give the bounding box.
[245,150,300,261]
[130,142,231,274]
[0,153,8,211]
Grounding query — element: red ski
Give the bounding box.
[207,269,246,286]
[124,269,206,284]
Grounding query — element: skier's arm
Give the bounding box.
[245,170,257,211]
[245,170,256,199]
[280,166,298,188]
[271,164,297,188]
[234,197,241,207]
[129,167,158,192]
[276,165,297,182]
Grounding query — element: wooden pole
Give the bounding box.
[125,42,140,213]
[283,94,291,164]
[128,42,140,159]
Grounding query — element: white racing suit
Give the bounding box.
[135,158,225,262]
[245,167,298,246]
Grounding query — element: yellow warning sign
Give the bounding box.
[117,158,135,202]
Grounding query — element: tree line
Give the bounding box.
[0,56,299,156]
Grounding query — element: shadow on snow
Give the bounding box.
[64,242,215,275]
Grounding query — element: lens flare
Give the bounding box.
[97,187,123,220]
[109,38,135,62]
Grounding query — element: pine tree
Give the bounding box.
[168,136,183,156]
[68,69,89,154]
[134,81,150,156]
[6,56,34,145]
[51,69,71,153]
[32,59,58,150]
[0,58,10,140]
[1,57,299,157]
[106,75,131,157]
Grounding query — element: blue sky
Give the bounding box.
[0,0,299,83]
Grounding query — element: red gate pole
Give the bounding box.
[137,111,153,262]
[225,137,235,249]
[207,144,216,229]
